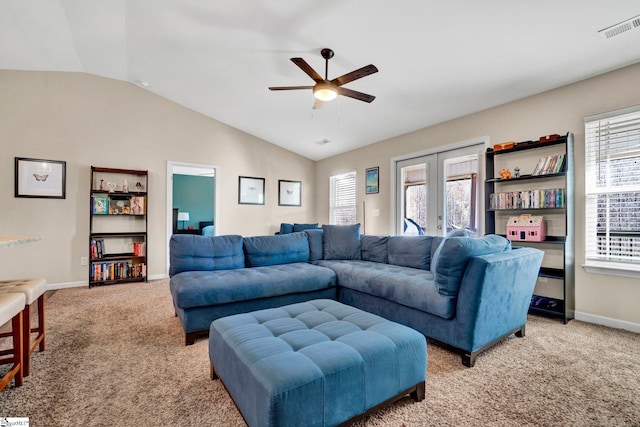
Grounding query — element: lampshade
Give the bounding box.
[177,212,190,221]
[313,82,338,101]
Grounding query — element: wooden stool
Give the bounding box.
[0,278,46,377]
[0,293,25,391]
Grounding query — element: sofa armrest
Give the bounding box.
[454,247,544,352]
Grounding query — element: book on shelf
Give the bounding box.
[131,196,145,215]
[109,197,131,215]
[532,155,566,175]
[133,241,146,257]
[90,238,105,259]
[489,188,565,210]
[92,196,109,214]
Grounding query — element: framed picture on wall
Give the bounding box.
[15,157,66,199]
[238,176,265,205]
[278,180,301,206]
[365,167,379,194]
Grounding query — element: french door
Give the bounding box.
[395,144,484,237]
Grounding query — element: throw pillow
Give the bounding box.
[304,229,324,261]
[279,223,294,234]
[434,234,511,296]
[293,223,319,232]
[430,229,470,273]
[322,224,362,260]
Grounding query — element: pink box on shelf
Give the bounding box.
[506,215,546,242]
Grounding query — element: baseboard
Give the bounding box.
[46,281,86,290]
[45,274,169,291]
[575,311,640,334]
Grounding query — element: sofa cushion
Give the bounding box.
[322,224,362,260]
[304,229,324,262]
[243,233,309,267]
[434,234,511,296]
[170,263,337,309]
[293,223,319,232]
[318,260,455,319]
[279,223,294,234]
[169,234,244,276]
[361,235,389,263]
[387,236,433,270]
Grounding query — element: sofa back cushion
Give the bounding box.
[322,224,362,260]
[169,234,244,276]
[387,236,433,269]
[243,232,310,267]
[304,229,324,262]
[361,235,389,263]
[434,234,511,296]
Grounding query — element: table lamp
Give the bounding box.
[178,212,190,230]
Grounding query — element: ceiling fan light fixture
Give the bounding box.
[313,82,338,101]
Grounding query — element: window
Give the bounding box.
[585,105,640,274]
[329,171,356,225]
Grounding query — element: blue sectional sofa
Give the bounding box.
[169,225,543,366]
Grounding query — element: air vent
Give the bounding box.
[598,14,640,39]
[315,138,331,145]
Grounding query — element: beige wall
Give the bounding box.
[316,62,640,327]
[0,71,316,284]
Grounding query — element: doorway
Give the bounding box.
[394,142,484,237]
[166,161,218,273]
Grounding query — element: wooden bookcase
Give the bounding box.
[89,166,148,287]
[485,133,574,323]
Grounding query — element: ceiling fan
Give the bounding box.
[269,48,378,108]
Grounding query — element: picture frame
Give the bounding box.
[278,180,302,206]
[15,157,66,199]
[365,167,379,194]
[238,176,265,205]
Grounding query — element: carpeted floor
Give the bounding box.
[1,279,639,426]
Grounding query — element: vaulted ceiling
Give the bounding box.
[2,1,640,160]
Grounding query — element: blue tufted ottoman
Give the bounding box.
[209,299,426,427]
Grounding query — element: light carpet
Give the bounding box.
[1,279,639,426]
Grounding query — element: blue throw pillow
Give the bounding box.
[361,235,389,263]
[279,223,294,234]
[434,234,511,296]
[322,224,362,260]
[388,236,432,269]
[430,229,469,273]
[169,234,244,276]
[304,229,324,261]
[293,223,319,232]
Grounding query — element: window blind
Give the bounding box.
[584,105,640,266]
[329,171,356,225]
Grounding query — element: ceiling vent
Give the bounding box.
[598,14,640,39]
[315,138,331,145]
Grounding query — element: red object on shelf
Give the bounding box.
[539,134,560,143]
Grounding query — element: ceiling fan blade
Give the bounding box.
[331,64,378,86]
[269,86,314,91]
[291,58,324,83]
[337,87,376,103]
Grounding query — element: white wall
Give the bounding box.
[0,71,316,285]
[315,62,640,328]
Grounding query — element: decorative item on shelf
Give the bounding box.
[514,167,520,178]
[499,169,512,179]
[107,182,116,193]
[493,141,515,151]
[99,179,104,191]
[539,134,561,143]
[135,181,144,191]
[123,180,129,193]
[506,214,546,242]
[109,198,131,215]
[178,212,190,229]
